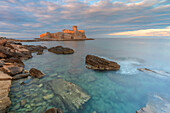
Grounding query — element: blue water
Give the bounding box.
[7,38,170,113]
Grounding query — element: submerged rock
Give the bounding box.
[48,46,74,54]
[29,68,44,78]
[47,79,90,112]
[44,107,63,113]
[85,55,120,70]
[136,95,170,113]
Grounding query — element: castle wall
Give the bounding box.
[78,30,85,33]
[62,29,74,34]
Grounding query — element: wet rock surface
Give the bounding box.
[44,107,63,113]
[29,68,44,78]
[48,46,74,54]
[47,78,90,112]
[85,55,120,70]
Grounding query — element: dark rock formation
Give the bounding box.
[44,107,63,113]
[12,73,29,80]
[47,79,90,112]
[85,55,120,70]
[23,45,47,54]
[48,46,74,54]
[29,68,44,78]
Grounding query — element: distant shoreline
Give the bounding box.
[2,38,94,42]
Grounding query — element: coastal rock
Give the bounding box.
[29,68,44,78]
[44,107,63,113]
[0,71,11,113]
[0,52,7,58]
[0,40,7,46]
[85,55,120,70]
[48,46,74,54]
[138,68,170,76]
[12,73,29,80]
[47,79,90,112]
[2,63,24,76]
[4,58,24,67]
[24,45,47,54]
[0,44,32,59]
[0,60,4,67]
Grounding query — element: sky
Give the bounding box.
[0,0,170,38]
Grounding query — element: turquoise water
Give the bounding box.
[7,38,170,113]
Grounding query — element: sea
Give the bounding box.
[7,38,170,113]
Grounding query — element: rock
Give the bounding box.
[2,63,24,76]
[0,52,7,58]
[24,70,29,73]
[43,94,54,100]
[4,58,24,67]
[85,55,120,70]
[138,68,170,76]
[0,40,7,46]
[23,45,47,54]
[29,68,44,78]
[0,60,4,67]
[20,100,26,107]
[44,107,63,113]
[0,44,32,59]
[48,46,74,54]
[0,71,11,113]
[12,73,29,80]
[47,79,90,112]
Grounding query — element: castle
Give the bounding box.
[40,26,87,40]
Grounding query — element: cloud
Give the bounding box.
[108,26,170,36]
[0,0,170,38]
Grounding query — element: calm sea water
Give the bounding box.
[7,38,170,113]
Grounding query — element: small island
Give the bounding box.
[39,26,93,41]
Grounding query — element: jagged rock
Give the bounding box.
[0,44,32,59]
[0,52,7,58]
[2,63,24,76]
[47,79,90,112]
[4,58,24,67]
[0,40,7,46]
[29,68,44,78]
[48,46,74,54]
[23,45,47,54]
[85,55,120,70]
[44,107,63,113]
[0,71,11,113]
[0,60,4,67]
[12,73,29,80]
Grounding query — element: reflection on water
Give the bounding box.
[7,39,170,113]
